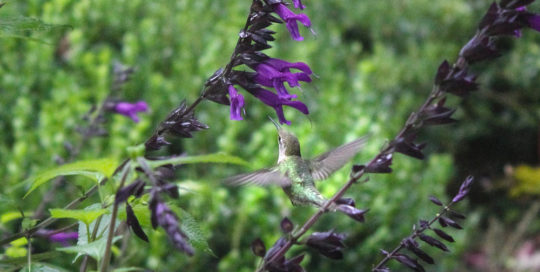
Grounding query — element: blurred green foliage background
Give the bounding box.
[1,0,540,271]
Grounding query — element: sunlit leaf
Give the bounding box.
[25,158,118,198]
[49,208,108,226]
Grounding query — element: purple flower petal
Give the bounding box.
[228,85,245,120]
[254,60,312,99]
[274,3,311,41]
[292,0,306,10]
[49,231,78,246]
[248,87,309,125]
[114,101,149,123]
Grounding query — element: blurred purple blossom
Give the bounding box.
[228,85,245,120]
[113,101,149,122]
[273,3,311,41]
[37,229,78,246]
[292,0,306,10]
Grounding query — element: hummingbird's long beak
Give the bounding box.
[268,116,281,130]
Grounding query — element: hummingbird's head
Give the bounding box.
[277,129,301,158]
[269,117,301,162]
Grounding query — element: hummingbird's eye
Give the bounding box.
[278,136,282,143]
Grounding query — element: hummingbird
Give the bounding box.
[224,119,367,208]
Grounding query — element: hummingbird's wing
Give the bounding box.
[309,137,367,181]
[223,168,291,187]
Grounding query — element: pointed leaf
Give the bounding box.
[25,158,118,197]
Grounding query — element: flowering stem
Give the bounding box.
[100,161,131,272]
[371,202,457,271]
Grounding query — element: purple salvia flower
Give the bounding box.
[248,87,308,125]
[114,101,149,122]
[264,58,312,75]
[292,0,306,10]
[514,6,540,37]
[273,3,311,41]
[49,232,78,245]
[228,85,245,120]
[253,59,312,99]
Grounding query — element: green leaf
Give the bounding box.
[25,158,118,198]
[171,206,215,256]
[57,236,121,263]
[146,153,248,168]
[49,208,108,226]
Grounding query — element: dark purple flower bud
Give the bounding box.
[337,204,368,222]
[460,36,501,63]
[392,133,425,160]
[418,233,449,252]
[422,98,457,126]
[336,197,356,207]
[365,153,393,173]
[265,237,287,261]
[280,217,294,233]
[392,253,425,272]
[403,238,434,264]
[439,68,478,97]
[434,60,451,85]
[428,196,443,206]
[432,228,455,242]
[115,179,146,204]
[146,100,208,150]
[448,210,466,220]
[292,0,306,9]
[126,203,149,242]
[228,85,245,121]
[113,101,149,122]
[145,135,171,151]
[49,231,78,246]
[418,220,430,229]
[439,216,463,229]
[251,238,267,257]
[247,87,309,125]
[452,176,474,203]
[306,231,346,259]
[273,3,311,41]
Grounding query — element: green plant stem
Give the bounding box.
[100,162,131,272]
